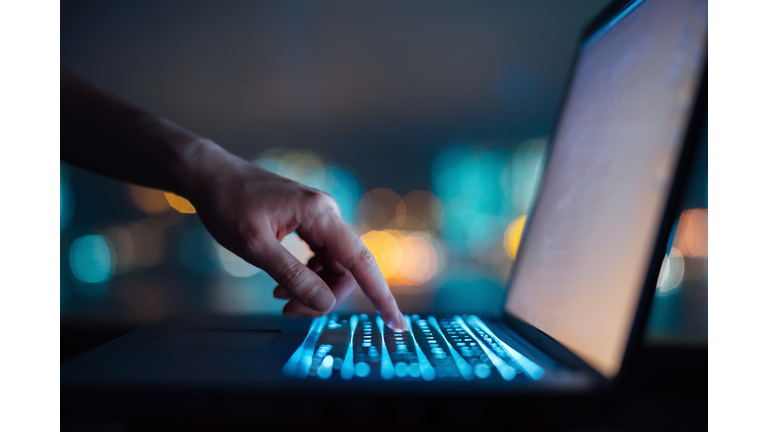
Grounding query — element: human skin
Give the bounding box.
[60,65,407,331]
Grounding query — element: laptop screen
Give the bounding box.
[505,0,707,377]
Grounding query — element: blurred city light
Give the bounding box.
[128,185,170,214]
[657,246,685,296]
[127,219,166,267]
[102,226,135,273]
[503,215,527,260]
[395,191,441,232]
[164,192,196,213]
[432,144,513,256]
[360,230,402,279]
[215,243,260,278]
[256,148,362,224]
[504,137,548,218]
[177,226,217,275]
[361,230,445,286]
[70,234,115,285]
[672,208,708,257]
[215,232,313,278]
[358,188,402,232]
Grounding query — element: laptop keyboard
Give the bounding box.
[282,314,544,382]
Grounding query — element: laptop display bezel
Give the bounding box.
[497,0,708,384]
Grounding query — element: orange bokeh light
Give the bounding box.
[503,215,527,260]
[361,229,442,286]
[672,208,707,257]
[128,185,170,214]
[164,192,196,214]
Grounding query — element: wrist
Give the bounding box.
[173,135,243,201]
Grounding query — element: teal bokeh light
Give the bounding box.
[432,144,513,256]
[256,151,363,225]
[178,226,218,275]
[70,235,115,285]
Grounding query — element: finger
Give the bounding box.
[284,270,359,317]
[273,286,291,300]
[255,239,336,313]
[300,213,406,331]
[275,256,354,303]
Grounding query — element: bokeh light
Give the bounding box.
[178,226,217,275]
[70,235,115,285]
[102,226,135,273]
[358,188,402,232]
[657,246,685,296]
[360,230,402,279]
[361,230,445,286]
[215,243,260,278]
[503,215,527,260]
[127,219,166,267]
[503,137,548,218]
[164,192,196,213]
[256,148,363,224]
[394,191,441,232]
[128,185,170,214]
[215,232,313,278]
[672,208,708,257]
[432,144,513,256]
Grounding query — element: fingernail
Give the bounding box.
[307,288,335,312]
[388,311,407,332]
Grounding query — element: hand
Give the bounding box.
[184,142,408,331]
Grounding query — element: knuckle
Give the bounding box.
[307,190,340,215]
[358,248,378,268]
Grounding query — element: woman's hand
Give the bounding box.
[183,141,407,331]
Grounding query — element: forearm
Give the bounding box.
[60,65,238,198]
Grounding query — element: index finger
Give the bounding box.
[301,214,407,331]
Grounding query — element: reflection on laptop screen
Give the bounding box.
[505,0,707,377]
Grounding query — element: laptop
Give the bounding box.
[61,0,708,421]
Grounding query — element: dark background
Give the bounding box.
[60,0,706,355]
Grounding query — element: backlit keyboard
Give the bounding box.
[282,314,544,381]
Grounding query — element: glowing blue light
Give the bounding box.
[322,166,363,225]
[340,315,359,380]
[70,235,115,285]
[255,152,362,225]
[428,316,474,381]
[467,315,544,380]
[394,362,408,377]
[282,316,328,378]
[377,316,395,380]
[584,0,645,48]
[317,355,334,380]
[405,315,435,381]
[474,363,492,379]
[455,316,516,381]
[177,226,217,275]
[432,145,513,256]
[354,362,371,378]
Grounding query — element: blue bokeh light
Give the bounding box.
[432,144,513,256]
[256,150,363,225]
[177,226,217,275]
[70,235,115,285]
